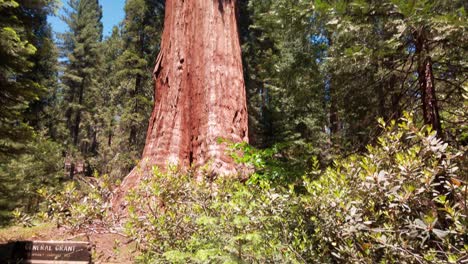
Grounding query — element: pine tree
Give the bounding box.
[323,0,467,146]
[242,0,328,156]
[119,0,163,151]
[93,26,124,176]
[111,0,164,174]
[0,0,41,160]
[59,0,103,176]
[235,0,467,161]
[0,0,61,223]
[16,0,60,134]
[94,0,164,178]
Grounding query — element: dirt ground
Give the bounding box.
[0,223,138,263]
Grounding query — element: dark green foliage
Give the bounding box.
[59,0,103,158]
[2,135,63,204]
[0,0,42,159]
[16,0,60,133]
[320,0,467,149]
[241,0,328,152]
[0,133,63,225]
[115,0,164,156]
[94,0,164,179]
[244,0,467,158]
[0,0,60,224]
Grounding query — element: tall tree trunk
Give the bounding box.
[389,73,401,121]
[326,36,339,141]
[113,0,248,211]
[329,84,339,136]
[73,81,85,147]
[418,56,442,135]
[129,74,140,145]
[415,29,448,219]
[415,29,442,136]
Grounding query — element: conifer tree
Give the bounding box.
[323,0,467,146]
[111,0,164,173]
[0,0,60,223]
[0,0,41,159]
[93,26,124,176]
[16,0,60,134]
[95,0,164,178]
[242,1,328,153]
[60,0,103,174]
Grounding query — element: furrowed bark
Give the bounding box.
[112,0,249,212]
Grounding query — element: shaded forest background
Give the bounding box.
[1,0,467,224]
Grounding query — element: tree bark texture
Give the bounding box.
[113,0,249,210]
[418,56,442,136]
[415,29,442,136]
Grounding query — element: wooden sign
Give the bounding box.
[1,240,91,264]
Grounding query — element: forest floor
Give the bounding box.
[0,223,138,263]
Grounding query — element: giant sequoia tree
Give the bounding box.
[113,0,249,207]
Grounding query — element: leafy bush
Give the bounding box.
[41,173,113,230]
[227,140,319,185]
[125,113,466,263]
[301,113,467,263]
[126,166,307,263]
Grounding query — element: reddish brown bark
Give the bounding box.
[415,29,442,136]
[112,0,248,211]
[418,56,442,135]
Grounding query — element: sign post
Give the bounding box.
[1,240,91,264]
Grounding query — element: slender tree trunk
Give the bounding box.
[129,74,140,145]
[73,81,85,146]
[415,29,448,219]
[418,56,442,135]
[329,84,339,136]
[129,30,145,146]
[326,37,339,140]
[65,89,75,139]
[113,0,248,211]
[415,30,442,136]
[389,73,401,120]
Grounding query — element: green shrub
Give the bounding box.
[126,166,307,263]
[41,173,112,230]
[227,140,319,185]
[301,113,467,263]
[126,113,466,263]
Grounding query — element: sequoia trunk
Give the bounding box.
[113,0,248,210]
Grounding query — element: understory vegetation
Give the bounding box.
[42,114,467,263]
